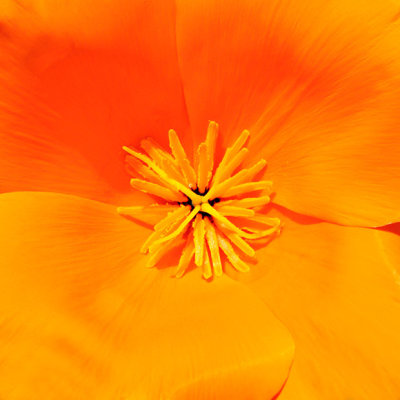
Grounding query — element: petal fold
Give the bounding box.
[175,0,400,226]
[0,1,190,203]
[240,211,400,399]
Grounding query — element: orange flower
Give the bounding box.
[1,1,400,399]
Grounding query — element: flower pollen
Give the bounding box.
[118,122,281,279]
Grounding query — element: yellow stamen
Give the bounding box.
[147,237,184,269]
[130,178,187,202]
[120,122,281,279]
[212,129,249,184]
[141,208,190,253]
[126,156,164,185]
[223,181,272,198]
[149,206,201,252]
[200,203,258,239]
[140,230,162,254]
[205,159,267,200]
[197,143,210,194]
[213,205,255,217]
[140,138,186,183]
[205,218,223,277]
[168,129,197,189]
[141,137,176,162]
[175,234,195,278]
[123,146,202,204]
[226,129,250,159]
[249,215,281,226]
[216,232,250,273]
[193,214,206,267]
[202,247,213,280]
[218,196,270,209]
[225,232,256,258]
[217,148,249,183]
[154,206,191,232]
[159,158,186,184]
[213,219,256,257]
[140,138,168,164]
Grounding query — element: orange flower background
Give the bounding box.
[1,0,400,399]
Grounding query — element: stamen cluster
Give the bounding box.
[119,122,281,279]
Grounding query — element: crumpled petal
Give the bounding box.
[0,192,294,399]
[237,210,400,399]
[175,0,400,226]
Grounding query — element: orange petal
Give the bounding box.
[117,204,177,226]
[9,0,171,47]
[0,1,189,203]
[0,192,294,399]
[175,0,400,226]
[238,210,400,399]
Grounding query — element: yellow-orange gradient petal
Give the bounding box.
[0,1,190,204]
[239,211,400,399]
[0,192,294,399]
[175,0,400,226]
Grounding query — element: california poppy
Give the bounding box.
[1,0,400,399]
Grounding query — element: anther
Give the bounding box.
[120,121,280,279]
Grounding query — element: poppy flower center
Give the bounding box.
[118,122,281,279]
